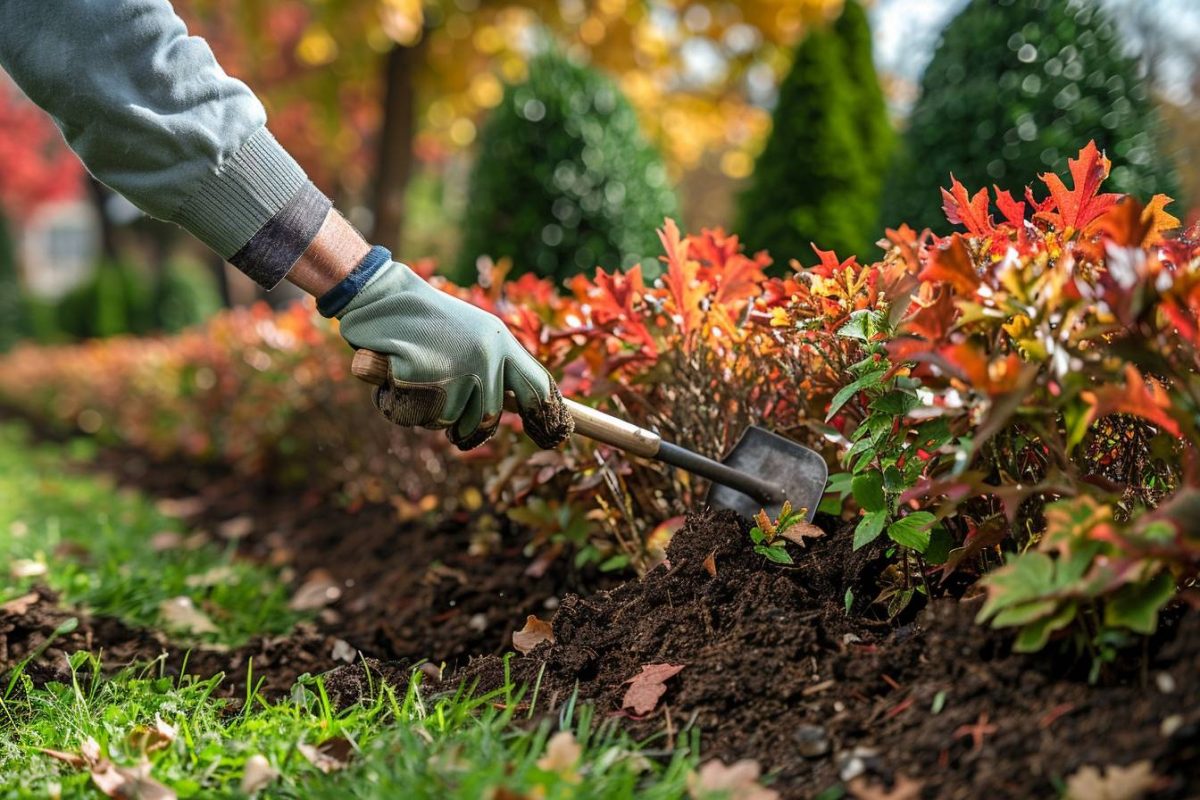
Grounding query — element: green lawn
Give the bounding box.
[0,423,701,798]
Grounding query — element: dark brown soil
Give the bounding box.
[457,509,1200,799]
[6,432,1199,798]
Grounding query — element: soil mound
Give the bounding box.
[458,509,1200,799]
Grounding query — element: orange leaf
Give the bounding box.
[513,615,555,655]
[941,177,994,236]
[1081,365,1181,438]
[621,663,685,716]
[1141,194,1181,246]
[919,235,979,295]
[658,219,710,347]
[1036,141,1120,234]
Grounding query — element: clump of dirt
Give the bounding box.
[457,509,1200,799]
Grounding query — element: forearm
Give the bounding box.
[0,0,330,290]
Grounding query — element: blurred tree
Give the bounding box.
[0,213,20,351]
[456,50,678,283]
[883,0,1178,233]
[175,1,844,253]
[0,75,83,219]
[736,0,892,263]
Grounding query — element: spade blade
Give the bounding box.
[706,426,828,522]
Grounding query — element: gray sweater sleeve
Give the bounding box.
[0,0,331,288]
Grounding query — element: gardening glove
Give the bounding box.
[324,247,573,451]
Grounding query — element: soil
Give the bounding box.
[457,509,1200,800]
[4,434,1198,798]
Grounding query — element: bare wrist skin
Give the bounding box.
[286,210,372,297]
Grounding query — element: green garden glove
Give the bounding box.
[325,248,573,451]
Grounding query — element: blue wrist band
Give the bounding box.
[317,245,392,318]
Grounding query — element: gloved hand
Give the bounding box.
[327,248,573,451]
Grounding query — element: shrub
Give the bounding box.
[152,261,223,333]
[737,1,893,262]
[55,260,152,340]
[0,212,20,351]
[882,0,1178,233]
[455,50,679,285]
[2,144,1198,667]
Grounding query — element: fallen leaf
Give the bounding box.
[155,497,204,518]
[536,731,581,783]
[622,663,685,716]
[298,737,354,773]
[687,759,779,800]
[289,570,342,611]
[158,596,218,636]
[241,754,279,794]
[331,639,356,663]
[1066,761,1159,800]
[184,565,237,588]
[10,559,47,579]
[39,748,88,769]
[217,515,254,540]
[127,716,176,754]
[1,592,39,615]
[778,521,825,548]
[702,551,717,577]
[149,531,183,552]
[91,759,176,800]
[847,775,924,800]
[513,616,555,655]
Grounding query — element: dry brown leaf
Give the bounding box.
[536,731,582,783]
[702,551,718,577]
[298,737,354,774]
[128,716,176,754]
[91,759,176,800]
[289,570,342,611]
[1,592,39,615]
[159,596,218,635]
[156,497,204,518]
[621,663,685,716]
[39,748,88,769]
[513,615,555,655]
[687,759,779,800]
[778,521,825,548]
[1066,761,1159,800]
[847,774,923,800]
[217,515,254,540]
[149,531,184,552]
[241,754,279,794]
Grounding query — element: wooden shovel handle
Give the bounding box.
[349,348,661,457]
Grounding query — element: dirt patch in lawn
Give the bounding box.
[457,509,1200,800]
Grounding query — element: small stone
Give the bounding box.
[468,613,488,632]
[842,633,862,645]
[794,724,830,758]
[834,701,846,713]
[1155,672,1176,694]
[331,639,356,663]
[837,747,880,782]
[543,596,561,611]
[1161,715,1183,737]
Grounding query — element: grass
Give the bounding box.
[0,422,300,645]
[0,655,698,798]
[0,422,702,797]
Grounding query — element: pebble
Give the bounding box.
[1155,672,1176,694]
[842,633,862,645]
[837,746,880,782]
[468,613,488,632]
[543,596,560,611]
[1161,715,1183,737]
[794,724,830,758]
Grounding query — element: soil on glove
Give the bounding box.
[457,509,1200,800]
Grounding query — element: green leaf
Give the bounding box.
[749,527,765,545]
[827,368,889,421]
[826,471,854,495]
[1013,601,1078,652]
[844,587,854,614]
[976,552,1057,623]
[882,466,905,492]
[837,310,874,341]
[931,690,946,714]
[914,418,952,451]
[599,554,630,572]
[924,526,953,565]
[756,544,794,565]
[851,471,886,512]
[853,510,888,550]
[817,494,844,516]
[886,511,935,553]
[870,390,919,416]
[1104,572,1176,634]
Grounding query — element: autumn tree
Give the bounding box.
[456,50,678,283]
[883,0,1178,232]
[736,1,892,262]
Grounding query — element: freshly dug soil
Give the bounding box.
[458,509,1200,800]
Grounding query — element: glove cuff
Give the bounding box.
[317,245,393,318]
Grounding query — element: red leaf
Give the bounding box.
[941,177,994,236]
[1036,141,1121,234]
[621,663,685,715]
[809,246,858,278]
[658,219,710,347]
[993,188,1026,229]
[1081,365,1182,438]
[919,235,979,295]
